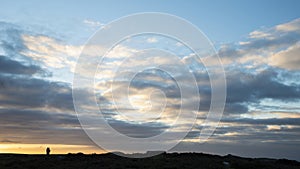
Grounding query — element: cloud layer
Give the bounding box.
[0,18,300,160]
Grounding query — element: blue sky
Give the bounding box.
[0,0,300,160]
[1,0,300,43]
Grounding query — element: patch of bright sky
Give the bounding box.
[277,70,300,86]
[0,144,104,154]
[247,98,300,113]
[0,46,5,56]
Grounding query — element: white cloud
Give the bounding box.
[266,125,281,131]
[21,34,81,70]
[83,19,104,28]
[269,43,300,70]
[218,18,300,69]
[249,30,272,39]
[275,18,300,32]
[21,34,138,77]
[146,37,158,43]
[175,42,183,47]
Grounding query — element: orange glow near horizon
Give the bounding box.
[0,144,106,154]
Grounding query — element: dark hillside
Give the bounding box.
[0,153,299,169]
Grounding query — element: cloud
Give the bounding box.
[190,19,300,153]
[1,17,300,156]
[0,22,93,145]
[211,19,300,117]
[275,18,300,32]
[0,108,93,145]
[269,43,300,70]
[108,119,168,138]
[83,19,104,28]
[226,69,300,103]
[0,55,47,75]
[90,18,300,147]
[219,18,300,68]
[0,22,26,54]
[146,37,158,43]
[0,20,182,148]
[0,139,19,143]
[222,117,300,126]
[0,74,74,110]
[0,108,79,128]
[249,30,272,39]
[21,34,81,70]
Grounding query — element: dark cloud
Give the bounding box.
[195,67,300,115]
[0,55,47,75]
[0,108,79,127]
[222,117,300,126]
[108,119,168,138]
[224,103,249,114]
[0,108,94,145]
[226,68,300,103]
[218,44,240,59]
[0,74,73,110]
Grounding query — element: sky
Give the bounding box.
[0,0,300,160]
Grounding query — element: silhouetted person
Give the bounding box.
[46,147,51,156]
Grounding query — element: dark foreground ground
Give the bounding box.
[0,153,299,169]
